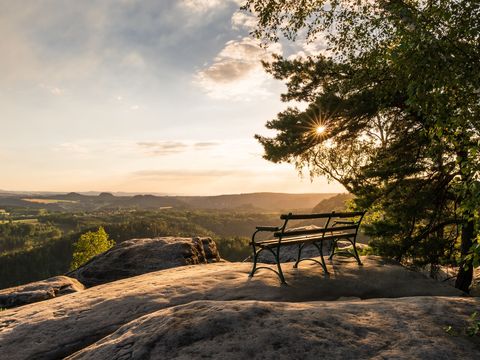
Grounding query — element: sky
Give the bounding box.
[0,0,344,195]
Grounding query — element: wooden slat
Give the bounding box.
[274,224,358,237]
[255,231,354,247]
[255,226,280,231]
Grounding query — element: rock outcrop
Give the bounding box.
[67,236,221,287]
[67,298,480,360]
[0,256,469,359]
[0,276,84,309]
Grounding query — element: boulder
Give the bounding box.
[0,276,84,309]
[67,237,221,287]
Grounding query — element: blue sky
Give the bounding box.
[0,0,343,195]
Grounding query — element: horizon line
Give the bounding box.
[0,189,344,197]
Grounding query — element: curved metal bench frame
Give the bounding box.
[249,211,366,284]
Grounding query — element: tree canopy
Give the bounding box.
[244,0,480,291]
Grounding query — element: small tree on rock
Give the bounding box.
[70,227,114,270]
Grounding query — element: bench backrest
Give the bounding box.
[274,211,365,239]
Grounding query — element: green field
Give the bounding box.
[22,199,77,204]
[0,218,39,224]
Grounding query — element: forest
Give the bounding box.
[0,193,352,289]
[0,208,276,288]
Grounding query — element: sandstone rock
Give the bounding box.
[0,256,466,359]
[411,264,480,295]
[67,237,221,287]
[198,236,221,263]
[0,276,84,309]
[67,298,480,360]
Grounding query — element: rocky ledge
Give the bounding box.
[68,297,480,360]
[1,256,478,359]
[0,276,84,309]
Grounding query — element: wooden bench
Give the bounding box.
[249,211,366,284]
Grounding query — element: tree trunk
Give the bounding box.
[455,219,474,292]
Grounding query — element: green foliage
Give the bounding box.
[0,208,283,288]
[466,312,480,337]
[70,227,114,270]
[0,236,73,289]
[216,236,251,262]
[465,237,480,269]
[444,325,457,336]
[0,222,61,255]
[244,0,480,291]
[444,311,480,337]
[356,245,378,257]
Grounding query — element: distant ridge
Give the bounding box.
[178,192,337,211]
[312,193,353,213]
[0,191,339,212]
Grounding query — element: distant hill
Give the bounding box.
[178,193,336,211]
[312,193,353,213]
[0,192,338,212]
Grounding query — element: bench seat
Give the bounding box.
[255,232,355,247]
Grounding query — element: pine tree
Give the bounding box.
[244,0,480,291]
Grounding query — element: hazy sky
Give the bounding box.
[0,0,344,195]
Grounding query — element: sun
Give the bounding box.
[315,125,326,135]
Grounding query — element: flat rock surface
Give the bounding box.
[68,298,480,360]
[67,236,220,287]
[0,276,84,309]
[0,256,471,359]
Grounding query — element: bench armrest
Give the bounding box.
[255,226,281,232]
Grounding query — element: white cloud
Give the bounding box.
[194,37,282,100]
[194,141,220,149]
[231,11,257,31]
[181,0,243,13]
[287,35,330,60]
[180,0,226,12]
[137,141,188,156]
[52,139,225,160]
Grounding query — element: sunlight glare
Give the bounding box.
[316,125,326,135]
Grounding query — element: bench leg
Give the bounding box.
[274,247,287,284]
[313,242,329,275]
[328,239,337,260]
[293,243,304,269]
[327,239,334,257]
[249,242,258,277]
[352,241,363,266]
